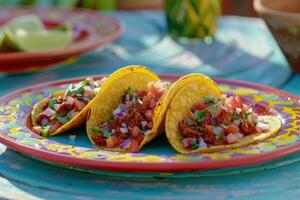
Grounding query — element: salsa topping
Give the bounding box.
[91,81,169,153]
[179,94,274,150]
[32,77,107,136]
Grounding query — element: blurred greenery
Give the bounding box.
[0,0,117,10]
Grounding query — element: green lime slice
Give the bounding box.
[4,15,45,32]
[12,29,73,52]
[2,15,46,51]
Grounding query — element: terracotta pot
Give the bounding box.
[254,0,300,73]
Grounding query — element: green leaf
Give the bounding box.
[41,126,49,137]
[187,119,194,126]
[81,79,90,86]
[48,99,56,110]
[67,109,75,119]
[56,116,68,124]
[102,129,113,138]
[92,126,100,132]
[204,97,215,104]
[194,110,206,122]
[125,87,134,95]
[216,134,225,140]
[191,138,198,150]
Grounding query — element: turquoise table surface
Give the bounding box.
[0,11,299,200]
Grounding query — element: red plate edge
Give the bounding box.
[0,74,299,173]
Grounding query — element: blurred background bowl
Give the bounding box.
[254,0,300,73]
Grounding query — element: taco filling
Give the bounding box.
[91,81,169,152]
[32,77,107,136]
[179,94,277,150]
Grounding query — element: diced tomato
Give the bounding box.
[149,99,156,109]
[106,136,118,148]
[227,95,243,110]
[133,134,144,144]
[136,90,147,97]
[195,102,207,110]
[146,122,153,129]
[32,126,42,135]
[74,99,86,111]
[42,108,55,117]
[49,121,63,133]
[129,140,139,153]
[187,111,194,120]
[129,126,140,138]
[182,138,193,148]
[145,110,153,121]
[83,86,94,99]
[226,124,239,134]
[92,134,106,145]
[142,96,151,107]
[65,96,75,107]
[242,103,249,112]
[226,133,240,144]
[97,77,107,86]
[205,125,214,133]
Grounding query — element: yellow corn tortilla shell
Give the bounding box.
[31,89,95,136]
[165,74,282,154]
[87,65,173,152]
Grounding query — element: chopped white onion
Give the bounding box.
[144,130,152,135]
[121,122,127,128]
[198,138,207,148]
[141,121,147,128]
[111,129,116,134]
[137,98,143,105]
[235,108,241,114]
[236,132,244,139]
[120,127,128,134]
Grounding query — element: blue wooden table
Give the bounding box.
[0,11,299,200]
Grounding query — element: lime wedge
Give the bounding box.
[2,15,73,52]
[4,15,45,32]
[12,29,73,52]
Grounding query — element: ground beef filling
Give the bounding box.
[178,95,271,150]
[91,81,169,153]
[32,77,106,136]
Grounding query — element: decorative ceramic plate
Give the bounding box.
[0,74,299,172]
[0,7,123,73]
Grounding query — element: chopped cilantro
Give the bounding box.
[108,115,114,123]
[102,129,113,138]
[187,119,195,126]
[194,110,206,122]
[48,99,56,110]
[56,116,68,124]
[191,138,198,150]
[216,134,225,140]
[245,112,251,118]
[41,127,49,137]
[81,79,90,86]
[67,110,75,119]
[232,113,240,121]
[125,87,134,95]
[204,97,215,104]
[92,126,100,132]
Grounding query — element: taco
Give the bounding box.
[86,65,171,153]
[165,74,282,153]
[31,77,107,136]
